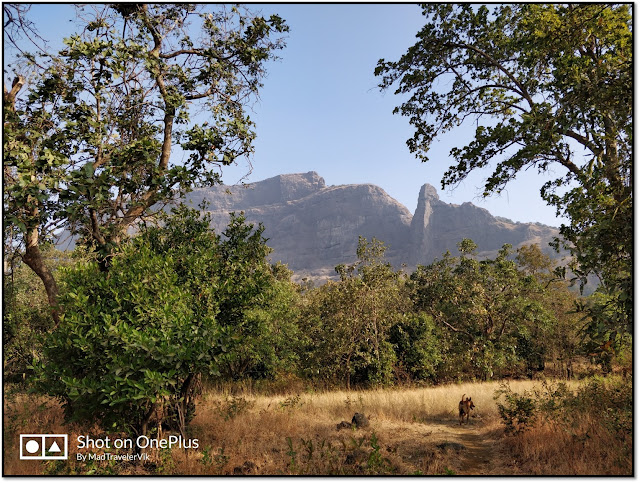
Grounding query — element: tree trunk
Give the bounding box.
[140,401,157,437]
[3,75,24,111]
[178,373,195,437]
[602,115,625,201]
[7,77,61,325]
[22,227,60,326]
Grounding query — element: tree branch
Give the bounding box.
[450,41,535,108]
[439,317,474,341]
[3,75,25,111]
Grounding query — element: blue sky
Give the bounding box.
[7,3,567,227]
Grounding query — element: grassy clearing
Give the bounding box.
[3,378,630,475]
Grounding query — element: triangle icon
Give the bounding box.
[48,441,61,453]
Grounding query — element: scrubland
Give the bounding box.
[3,376,631,476]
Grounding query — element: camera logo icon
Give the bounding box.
[20,434,68,460]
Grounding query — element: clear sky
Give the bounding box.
[7,3,568,227]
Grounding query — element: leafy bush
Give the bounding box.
[495,377,632,443]
[389,313,442,383]
[33,206,292,436]
[410,242,557,381]
[494,384,539,434]
[34,241,226,435]
[278,394,304,412]
[567,376,632,438]
[3,247,71,382]
[298,237,407,389]
[283,432,396,475]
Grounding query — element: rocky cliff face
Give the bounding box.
[183,171,560,281]
[408,183,559,265]
[185,172,413,280]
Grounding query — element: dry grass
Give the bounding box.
[506,415,632,475]
[220,379,550,421]
[500,377,632,476]
[3,378,630,476]
[3,390,93,476]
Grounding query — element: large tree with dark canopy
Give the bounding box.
[375,4,631,346]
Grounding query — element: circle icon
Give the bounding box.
[25,439,40,454]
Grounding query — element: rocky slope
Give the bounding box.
[409,183,559,264]
[183,172,561,282]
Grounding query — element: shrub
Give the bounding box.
[496,377,632,444]
[33,206,289,436]
[3,247,75,382]
[499,377,632,475]
[494,384,538,434]
[34,241,225,435]
[214,396,255,421]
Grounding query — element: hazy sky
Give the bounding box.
[8,3,568,227]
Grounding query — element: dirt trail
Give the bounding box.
[425,417,511,475]
[374,414,514,475]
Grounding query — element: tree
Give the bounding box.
[35,206,222,436]
[515,244,583,378]
[389,312,442,383]
[3,246,68,383]
[4,4,288,322]
[301,237,407,388]
[3,4,48,55]
[34,205,291,436]
[213,216,300,381]
[376,4,631,337]
[233,262,301,381]
[410,240,555,380]
[143,207,300,383]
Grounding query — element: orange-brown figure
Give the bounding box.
[458,394,475,425]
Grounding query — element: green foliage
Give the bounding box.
[389,313,442,383]
[137,206,300,382]
[199,445,229,473]
[279,394,304,412]
[366,432,394,474]
[34,240,222,434]
[3,260,53,382]
[494,384,539,434]
[572,377,631,438]
[516,245,584,376]
[495,380,577,434]
[4,4,288,293]
[285,436,298,473]
[573,289,630,372]
[3,246,80,382]
[410,240,558,380]
[282,432,397,475]
[300,237,407,388]
[214,396,255,421]
[213,217,301,381]
[376,4,632,344]
[495,376,632,446]
[298,237,582,385]
[33,205,295,435]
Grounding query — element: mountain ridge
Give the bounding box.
[183,171,562,282]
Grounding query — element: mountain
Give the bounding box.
[183,172,562,282]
